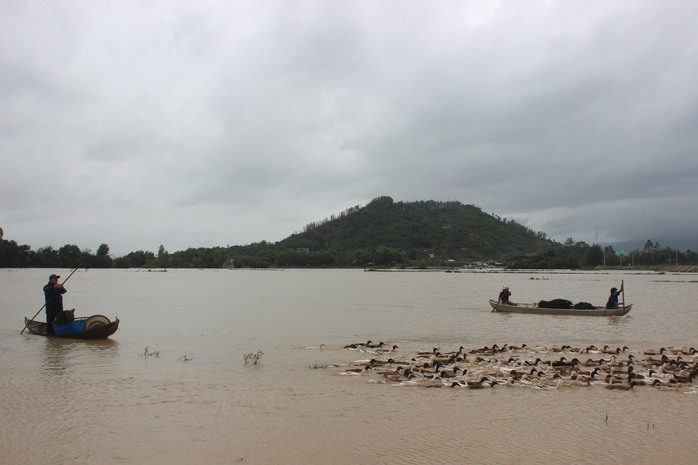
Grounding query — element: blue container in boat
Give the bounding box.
[53,321,85,335]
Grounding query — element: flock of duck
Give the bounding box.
[336,341,698,392]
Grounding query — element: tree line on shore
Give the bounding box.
[2,197,696,270]
[1,234,695,270]
[505,239,697,269]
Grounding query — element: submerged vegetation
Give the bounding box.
[140,347,161,358]
[243,350,264,365]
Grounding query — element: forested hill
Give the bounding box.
[4,197,695,269]
[276,196,556,263]
[0,197,561,268]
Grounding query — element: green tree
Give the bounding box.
[157,244,169,268]
[93,243,113,268]
[0,239,33,266]
[58,244,82,267]
[114,250,156,268]
[584,244,604,267]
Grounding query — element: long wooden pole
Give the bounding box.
[620,279,625,308]
[21,263,82,334]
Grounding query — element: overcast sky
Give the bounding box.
[2,0,697,257]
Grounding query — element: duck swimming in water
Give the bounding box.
[416,347,441,357]
[344,340,373,350]
[365,341,385,349]
[375,344,399,354]
[643,347,667,355]
[605,381,638,390]
[340,365,372,375]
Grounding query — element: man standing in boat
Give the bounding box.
[606,285,623,309]
[43,274,67,333]
[498,286,512,304]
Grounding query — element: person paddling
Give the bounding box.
[498,286,512,304]
[606,285,623,309]
[43,274,67,334]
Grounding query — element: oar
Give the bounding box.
[21,263,82,334]
[620,279,625,308]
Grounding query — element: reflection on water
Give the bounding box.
[40,337,121,375]
[41,339,68,376]
[1,268,697,465]
[606,314,632,326]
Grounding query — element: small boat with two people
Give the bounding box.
[490,281,632,316]
[488,299,632,316]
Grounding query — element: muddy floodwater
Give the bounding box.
[1,268,697,464]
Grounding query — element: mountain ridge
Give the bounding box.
[275,196,557,263]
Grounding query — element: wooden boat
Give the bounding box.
[24,314,119,339]
[488,299,632,316]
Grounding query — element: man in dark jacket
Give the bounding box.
[43,274,67,333]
